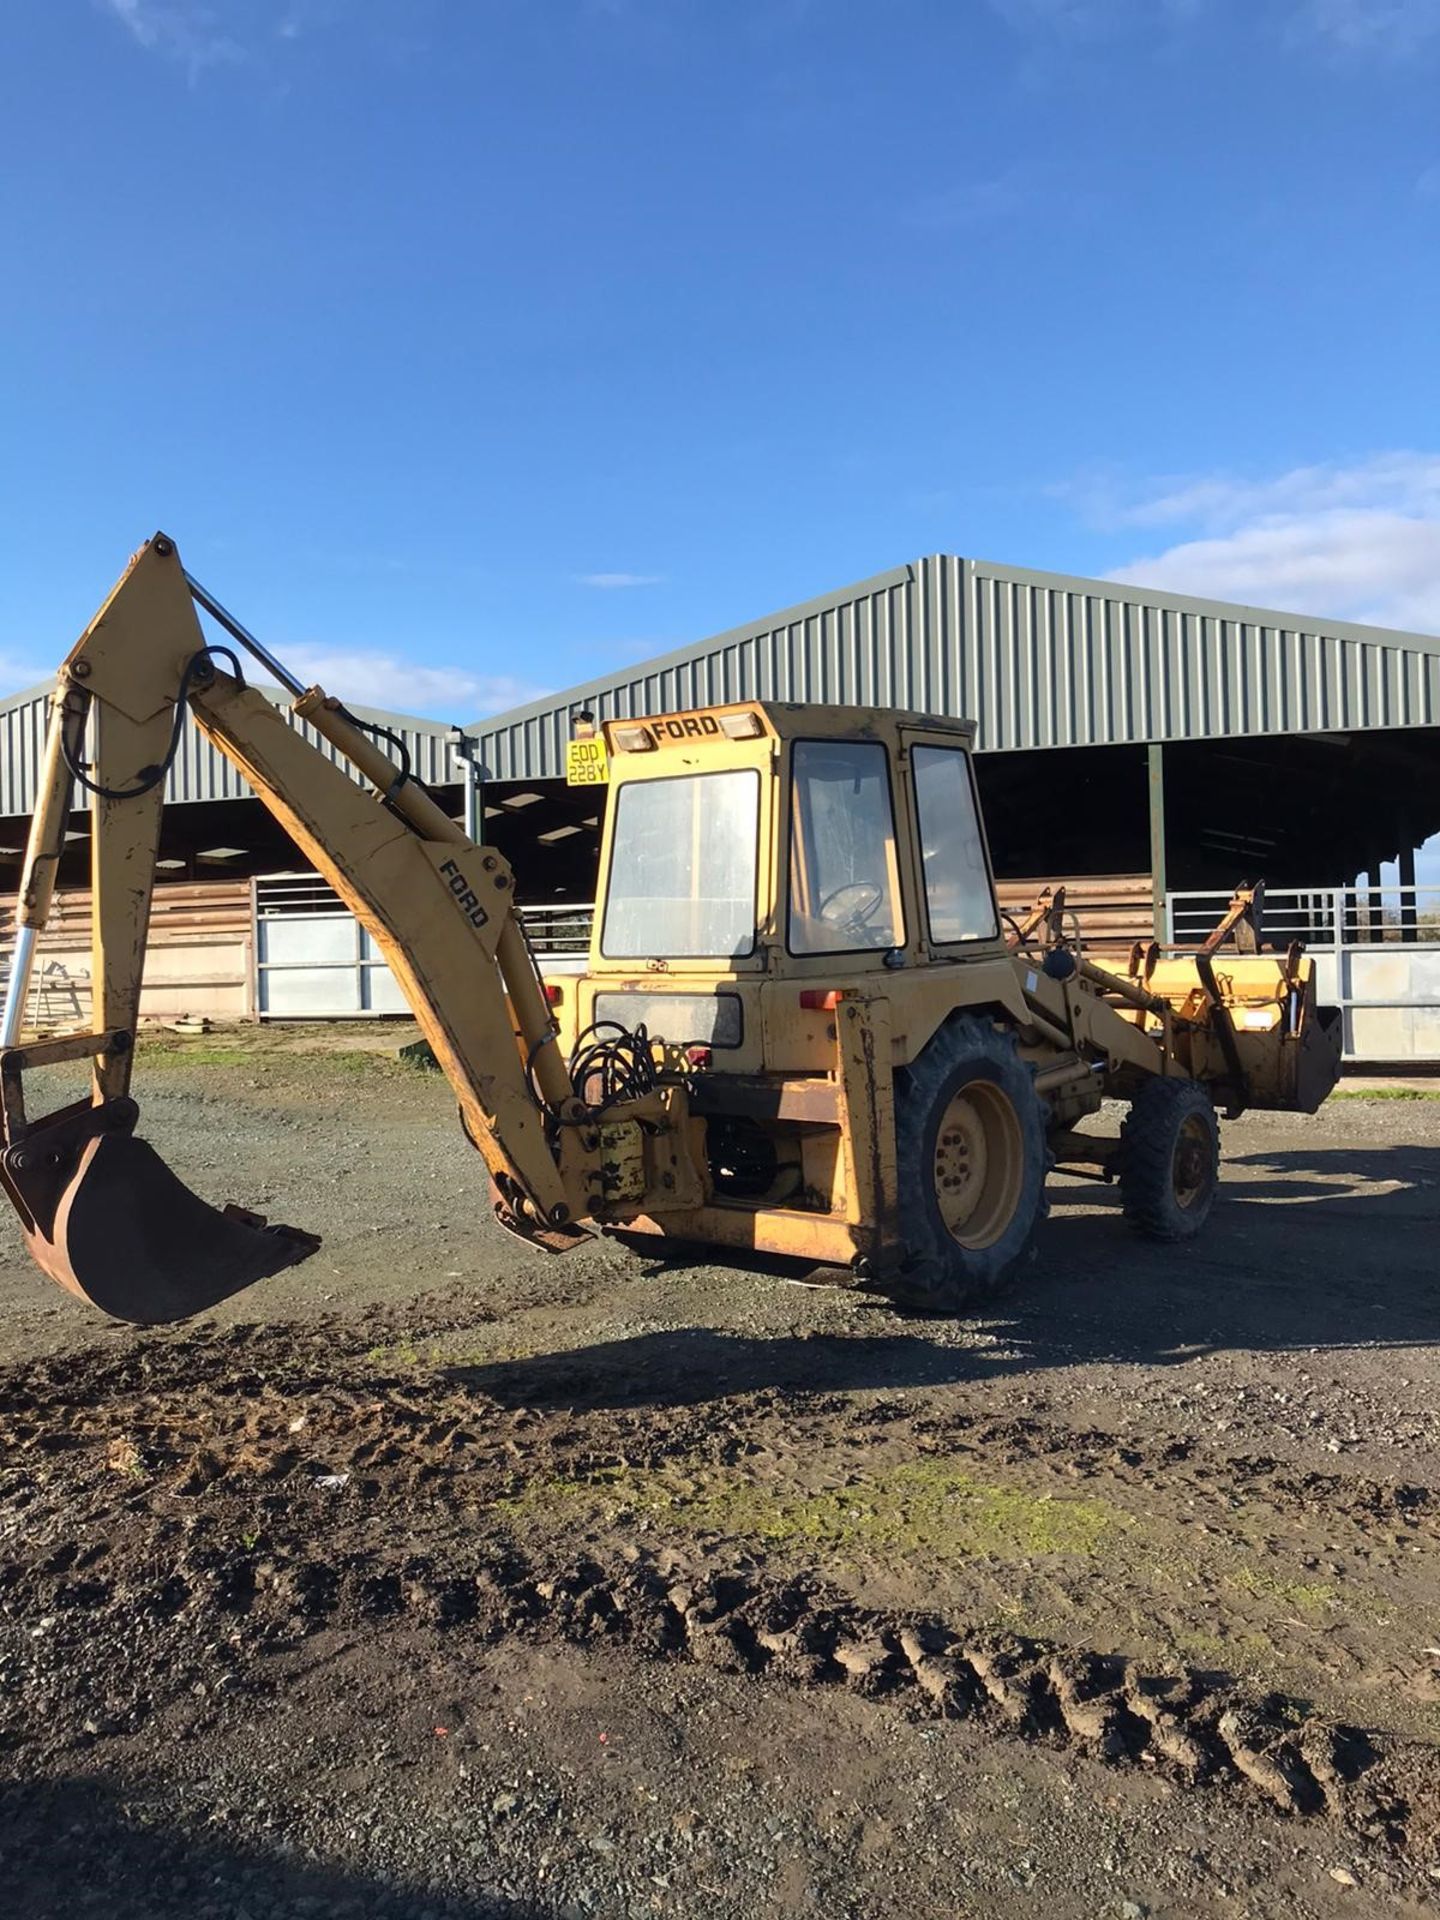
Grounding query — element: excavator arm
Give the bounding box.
[0,534,592,1323]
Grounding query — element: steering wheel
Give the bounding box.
[817,880,884,931]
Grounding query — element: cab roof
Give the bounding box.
[603,700,976,751]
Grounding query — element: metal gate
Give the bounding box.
[1167,884,1440,1065]
[253,876,594,1017]
[254,874,409,1017]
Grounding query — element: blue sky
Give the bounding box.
[3,0,1439,783]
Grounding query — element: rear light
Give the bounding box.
[718,709,764,740]
[544,982,564,1005]
[686,1046,712,1068]
[799,989,842,1011]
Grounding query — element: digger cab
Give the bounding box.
[589,700,1006,994]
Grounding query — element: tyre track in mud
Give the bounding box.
[4,1318,1438,1547]
[4,1320,1440,1869]
[1,1508,1431,1850]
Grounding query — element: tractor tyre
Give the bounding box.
[1117,1076,1220,1242]
[887,1014,1048,1313]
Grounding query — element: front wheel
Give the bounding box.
[887,1015,1048,1313]
[1117,1077,1220,1242]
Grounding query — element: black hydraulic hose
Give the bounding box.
[59,646,245,802]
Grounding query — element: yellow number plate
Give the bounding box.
[566,737,609,786]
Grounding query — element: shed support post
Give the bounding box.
[468,764,484,846]
[450,729,484,846]
[1147,743,1166,943]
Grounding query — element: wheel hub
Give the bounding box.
[935,1105,988,1224]
[1172,1114,1213,1209]
[932,1081,1023,1251]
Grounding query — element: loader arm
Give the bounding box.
[0,534,588,1323]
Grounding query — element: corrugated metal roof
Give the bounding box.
[9,553,1438,814]
[469,554,1440,782]
[0,680,460,817]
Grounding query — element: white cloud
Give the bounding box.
[905,172,1031,231]
[1070,451,1440,532]
[96,0,340,74]
[984,0,1205,34]
[98,0,245,74]
[1103,454,1440,635]
[984,0,1440,54]
[1295,0,1440,57]
[0,639,541,719]
[1113,513,1440,633]
[575,572,664,589]
[0,652,50,697]
[278,647,548,720]
[985,0,1107,30]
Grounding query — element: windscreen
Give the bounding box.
[601,769,760,959]
[912,744,997,941]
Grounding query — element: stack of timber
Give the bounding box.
[996,873,1155,959]
[0,879,254,1032]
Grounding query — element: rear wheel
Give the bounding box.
[1117,1076,1220,1241]
[888,1015,1048,1313]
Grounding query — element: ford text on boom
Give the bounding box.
[439,859,489,929]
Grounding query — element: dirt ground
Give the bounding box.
[3,1026,1440,1919]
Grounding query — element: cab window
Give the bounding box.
[912,745,997,942]
[601,769,760,959]
[788,740,905,954]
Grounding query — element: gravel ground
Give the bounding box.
[2,1028,1439,1918]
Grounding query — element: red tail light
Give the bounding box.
[544,982,564,1005]
[799,989,842,1011]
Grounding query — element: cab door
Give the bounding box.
[901,732,1004,955]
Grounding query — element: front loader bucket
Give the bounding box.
[1,1103,319,1325]
[1286,1001,1344,1114]
[1142,952,1343,1116]
[1210,958,1344,1115]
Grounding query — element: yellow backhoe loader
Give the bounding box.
[0,536,1342,1324]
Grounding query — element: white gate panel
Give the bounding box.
[257,915,365,1015]
[361,927,409,1014]
[255,874,396,1018]
[253,873,590,1020]
[1168,884,1440,1067]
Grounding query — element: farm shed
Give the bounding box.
[4,553,1439,1057]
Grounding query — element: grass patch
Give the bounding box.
[1227,1565,1340,1619]
[366,1339,424,1368]
[141,1044,256,1069]
[1170,1624,1276,1673]
[1332,1086,1440,1101]
[496,1457,1126,1564]
[364,1334,524,1371]
[141,1042,399,1076]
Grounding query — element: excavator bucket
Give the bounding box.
[1,1097,319,1325]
